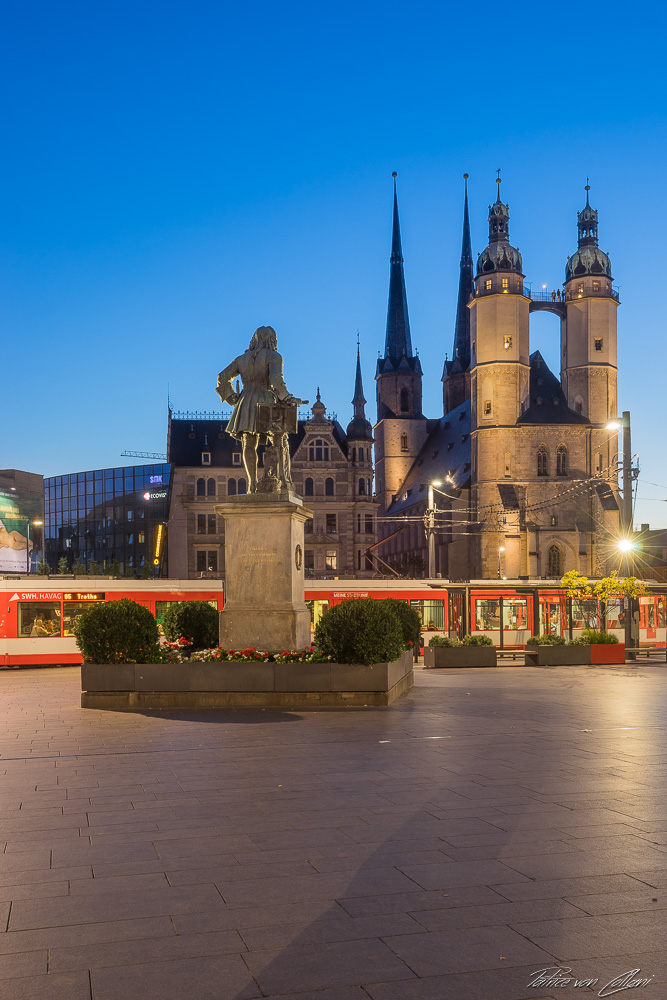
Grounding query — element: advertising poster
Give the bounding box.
[0,489,43,574]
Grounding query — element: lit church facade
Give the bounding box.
[374,175,622,580]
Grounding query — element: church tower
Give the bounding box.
[442,174,474,414]
[469,175,531,577]
[374,174,427,514]
[562,184,619,425]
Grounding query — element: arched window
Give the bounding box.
[400,432,408,452]
[352,447,356,462]
[537,446,548,477]
[358,447,364,461]
[400,388,409,412]
[358,478,366,496]
[207,478,216,496]
[367,479,371,496]
[556,445,568,476]
[227,478,236,496]
[308,439,329,462]
[325,477,334,496]
[547,545,562,578]
[196,478,205,496]
[304,477,314,496]
[238,478,247,495]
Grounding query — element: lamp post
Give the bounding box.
[606,411,633,537]
[498,545,505,579]
[18,517,43,574]
[427,480,442,578]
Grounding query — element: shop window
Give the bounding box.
[207,478,216,496]
[537,445,548,477]
[400,388,409,412]
[308,439,329,462]
[547,545,562,578]
[207,514,216,534]
[196,478,206,496]
[556,444,568,476]
[197,514,206,534]
[228,478,237,496]
[304,477,314,496]
[325,477,334,496]
[18,602,61,637]
[326,513,337,533]
[325,549,337,571]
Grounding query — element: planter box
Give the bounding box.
[524,646,589,666]
[80,650,413,710]
[525,643,625,666]
[424,646,497,668]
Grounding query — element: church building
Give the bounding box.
[375,175,621,580]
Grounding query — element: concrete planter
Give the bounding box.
[524,643,625,666]
[81,650,413,709]
[424,646,497,668]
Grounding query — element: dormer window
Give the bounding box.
[201,452,211,466]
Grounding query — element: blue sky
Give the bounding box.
[2,0,666,527]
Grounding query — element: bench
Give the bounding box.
[625,647,664,659]
[497,649,526,661]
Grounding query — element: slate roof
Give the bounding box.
[517,351,590,425]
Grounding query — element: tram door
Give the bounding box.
[448,590,466,640]
[539,597,563,637]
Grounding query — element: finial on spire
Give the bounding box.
[356,329,360,347]
[585,178,591,207]
[316,386,321,402]
[392,171,397,178]
[463,172,469,193]
[495,168,502,200]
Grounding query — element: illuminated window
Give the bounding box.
[502,278,509,288]
[325,549,337,571]
[484,401,492,416]
[550,515,558,526]
[504,336,512,350]
[138,532,145,544]
[485,279,492,290]
[537,446,548,476]
[595,338,603,351]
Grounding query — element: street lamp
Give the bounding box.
[498,545,505,579]
[17,517,43,574]
[605,411,633,536]
[427,480,442,578]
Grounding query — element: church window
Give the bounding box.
[537,446,548,477]
[196,478,205,496]
[485,279,492,291]
[400,432,408,451]
[308,439,329,461]
[547,545,562,578]
[325,477,334,496]
[326,513,337,533]
[207,478,216,496]
[504,452,511,478]
[304,477,314,496]
[483,401,492,416]
[400,387,409,412]
[596,453,603,475]
[304,518,313,534]
[325,550,337,571]
[358,447,364,461]
[575,401,583,414]
[227,478,236,496]
[595,338,603,351]
[358,478,366,495]
[238,478,247,495]
[504,336,512,350]
[502,278,509,288]
[556,445,568,476]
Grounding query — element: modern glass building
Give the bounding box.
[44,464,171,576]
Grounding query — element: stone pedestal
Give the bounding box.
[215,493,313,652]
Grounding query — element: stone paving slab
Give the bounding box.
[1,662,667,998]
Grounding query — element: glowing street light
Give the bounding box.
[498,545,505,579]
[427,480,442,578]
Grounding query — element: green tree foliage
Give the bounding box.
[560,570,592,598]
[593,571,647,600]
[36,556,51,576]
[314,597,405,665]
[382,598,422,647]
[74,598,160,663]
[57,557,70,574]
[428,635,461,647]
[161,601,219,650]
[461,634,494,646]
[72,559,87,576]
[526,634,566,645]
[570,629,619,645]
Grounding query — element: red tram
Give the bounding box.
[1,578,664,668]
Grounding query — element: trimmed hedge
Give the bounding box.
[428,635,461,647]
[526,634,566,646]
[571,629,620,645]
[314,598,406,666]
[74,598,160,664]
[161,601,219,650]
[461,634,494,646]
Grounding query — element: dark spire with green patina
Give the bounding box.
[347,335,373,440]
[443,173,473,379]
[383,172,414,363]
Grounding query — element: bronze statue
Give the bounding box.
[215,326,306,493]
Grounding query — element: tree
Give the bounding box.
[72,559,87,576]
[88,559,101,576]
[593,571,647,600]
[390,554,426,579]
[57,557,70,574]
[141,563,152,579]
[36,556,51,576]
[106,558,120,577]
[560,570,592,598]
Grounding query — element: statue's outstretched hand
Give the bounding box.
[281,394,308,407]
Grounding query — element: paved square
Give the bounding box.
[1,662,666,999]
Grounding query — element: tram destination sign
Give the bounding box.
[9,592,105,602]
[63,593,105,601]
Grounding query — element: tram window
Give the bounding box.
[604,599,623,630]
[63,603,93,637]
[18,603,61,638]
[503,598,527,630]
[409,599,445,630]
[474,599,500,630]
[571,599,599,630]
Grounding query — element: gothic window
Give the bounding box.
[537,446,548,477]
[304,477,314,496]
[196,478,205,496]
[358,478,366,496]
[400,387,409,412]
[400,433,408,451]
[556,445,568,476]
[238,478,247,495]
[308,439,329,461]
[547,545,562,578]
[325,477,334,496]
[207,478,216,496]
[227,478,236,496]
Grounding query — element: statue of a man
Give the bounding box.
[215,326,304,492]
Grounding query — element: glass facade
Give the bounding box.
[44,464,171,577]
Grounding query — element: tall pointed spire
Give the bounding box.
[384,173,413,362]
[445,173,473,375]
[347,337,372,441]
